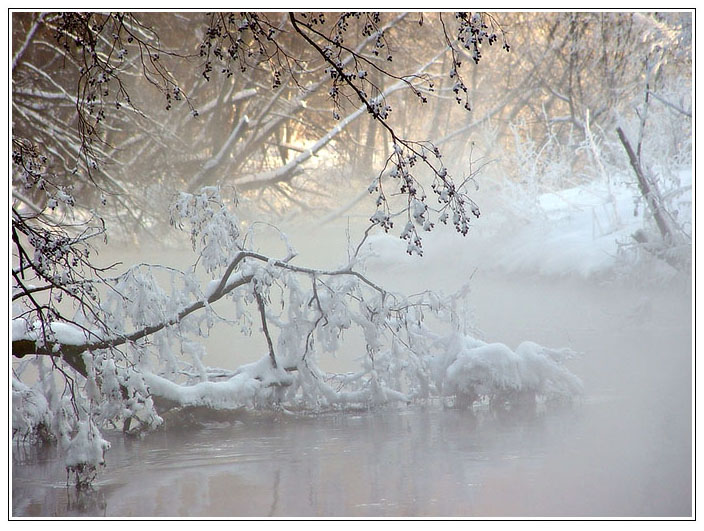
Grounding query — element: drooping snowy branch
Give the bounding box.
[12,185,583,487]
[15,186,582,405]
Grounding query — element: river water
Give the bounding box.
[12,266,692,518]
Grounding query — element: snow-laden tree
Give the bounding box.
[12,11,583,487]
[12,186,583,486]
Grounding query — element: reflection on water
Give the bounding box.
[11,389,691,518]
[14,404,575,517]
[12,274,692,518]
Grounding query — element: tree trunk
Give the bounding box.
[616,126,673,243]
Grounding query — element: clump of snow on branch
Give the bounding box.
[64,418,111,489]
[438,337,583,404]
[12,317,98,347]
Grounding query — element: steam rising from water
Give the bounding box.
[13,211,692,517]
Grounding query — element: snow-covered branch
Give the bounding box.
[13,187,583,486]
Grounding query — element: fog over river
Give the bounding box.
[12,228,692,517]
[10,10,693,520]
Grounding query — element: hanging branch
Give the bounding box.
[288,12,495,254]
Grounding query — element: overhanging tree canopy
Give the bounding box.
[11,11,591,487]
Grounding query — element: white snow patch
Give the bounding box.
[362,168,692,279]
[204,278,221,299]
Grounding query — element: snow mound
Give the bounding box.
[494,181,640,277]
[493,169,692,278]
[435,335,583,404]
[65,419,111,469]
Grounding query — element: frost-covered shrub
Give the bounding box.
[12,378,53,444]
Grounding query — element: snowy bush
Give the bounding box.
[12,378,53,443]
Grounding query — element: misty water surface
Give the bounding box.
[12,258,692,517]
[10,10,693,520]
